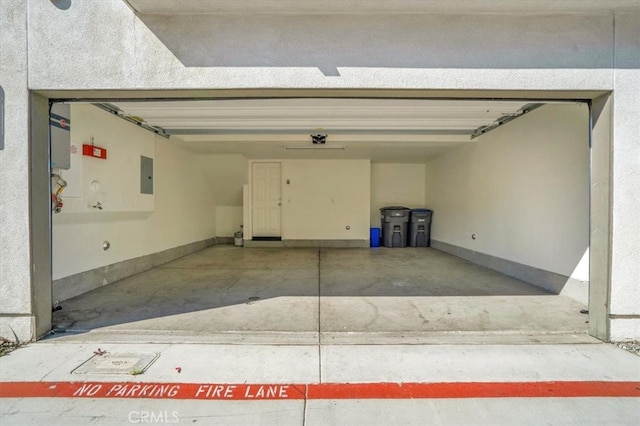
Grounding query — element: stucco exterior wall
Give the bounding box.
[609,13,640,340]
[0,0,34,340]
[0,0,638,340]
[28,1,615,91]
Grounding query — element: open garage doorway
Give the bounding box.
[46,95,595,344]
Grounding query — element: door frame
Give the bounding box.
[248,159,283,240]
[21,89,613,342]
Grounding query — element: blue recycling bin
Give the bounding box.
[370,227,381,247]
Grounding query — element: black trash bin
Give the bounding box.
[409,209,433,247]
[380,206,410,248]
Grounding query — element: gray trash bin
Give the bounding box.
[380,206,410,248]
[409,209,433,247]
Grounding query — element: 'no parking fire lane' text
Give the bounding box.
[1,381,639,400]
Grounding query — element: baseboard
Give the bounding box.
[284,239,369,248]
[243,240,284,248]
[243,239,370,248]
[431,240,588,304]
[215,237,234,245]
[53,238,217,302]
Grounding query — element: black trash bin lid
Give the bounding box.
[380,206,410,212]
[411,208,433,213]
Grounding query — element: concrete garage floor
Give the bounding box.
[50,246,594,344]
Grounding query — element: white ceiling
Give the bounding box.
[107,98,539,162]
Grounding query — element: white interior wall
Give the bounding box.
[57,104,155,213]
[200,154,248,237]
[215,207,243,237]
[370,163,426,226]
[52,105,216,280]
[426,103,589,284]
[280,159,370,240]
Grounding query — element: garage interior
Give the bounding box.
[49,97,593,344]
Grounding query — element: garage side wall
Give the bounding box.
[52,105,216,301]
[427,104,590,302]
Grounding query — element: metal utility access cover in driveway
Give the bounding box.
[72,352,159,375]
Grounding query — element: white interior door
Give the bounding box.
[252,162,281,237]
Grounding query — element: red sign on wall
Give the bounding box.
[82,144,107,159]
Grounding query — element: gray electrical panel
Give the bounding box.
[140,156,154,194]
[50,103,71,169]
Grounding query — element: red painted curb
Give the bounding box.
[307,381,640,399]
[0,381,638,400]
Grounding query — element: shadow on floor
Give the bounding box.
[49,246,586,340]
